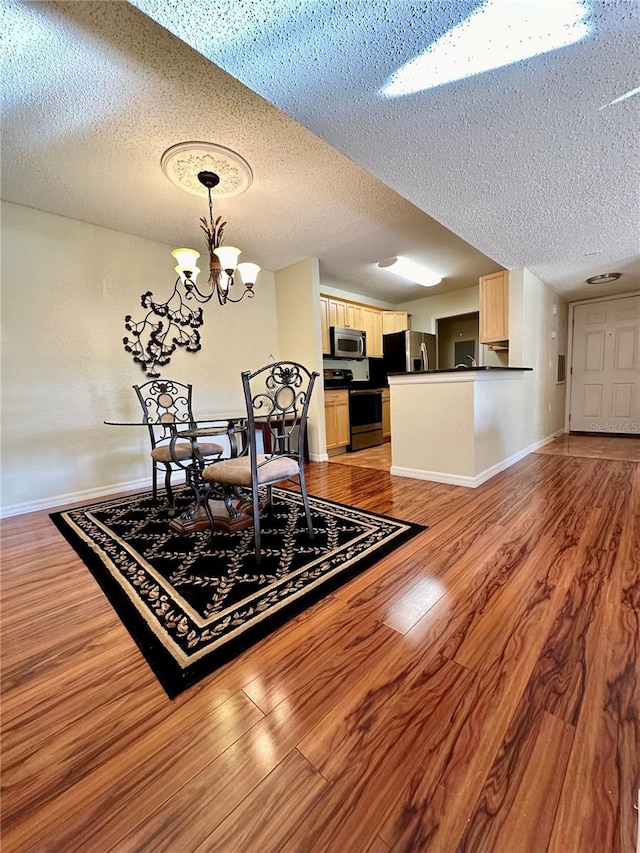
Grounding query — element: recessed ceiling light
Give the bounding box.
[378,257,442,287]
[586,272,622,285]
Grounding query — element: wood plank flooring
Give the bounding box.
[1,437,639,852]
[329,442,392,471]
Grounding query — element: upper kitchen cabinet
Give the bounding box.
[321,296,366,354]
[328,298,347,329]
[345,303,364,331]
[361,307,383,357]
[382,311,411,335]
[320,294,390,358]
[479,270,509,345]
[320,297,331,354]
[326,298,364,331]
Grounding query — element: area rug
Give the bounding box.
[50,488,424,698]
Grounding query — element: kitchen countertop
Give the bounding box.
[324,382,388,391]
[388,366,532,376]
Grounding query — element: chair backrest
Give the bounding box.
[242,361,318,468]
[133,379,196,451]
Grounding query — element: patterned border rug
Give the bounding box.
[51,488,425,698]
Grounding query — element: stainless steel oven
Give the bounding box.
[348,389,383,451]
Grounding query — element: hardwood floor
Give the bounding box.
[329,442,392,471]
[1,439,639,852]
[536,433,640,462]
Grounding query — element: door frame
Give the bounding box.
[565,290,640,434]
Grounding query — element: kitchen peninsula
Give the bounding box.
[388,367,536,487]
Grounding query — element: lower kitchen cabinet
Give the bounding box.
[382,388,391,439]
[324,389,350,450]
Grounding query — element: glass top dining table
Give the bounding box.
[104,414,249,533]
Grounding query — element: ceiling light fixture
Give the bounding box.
[123,143,261,376]
[160,142,261,306]
[586,272,622,285]
[378,257,442,287]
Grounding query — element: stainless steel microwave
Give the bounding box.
[330,326,366,359]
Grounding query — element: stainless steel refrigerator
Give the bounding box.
[383,330,437,373]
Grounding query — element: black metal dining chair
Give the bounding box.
[133,379,224,512]
[201,361,318,563]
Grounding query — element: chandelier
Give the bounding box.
[123,143,261,377]
[186,169,261,305]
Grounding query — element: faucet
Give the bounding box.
[466,355,477,367]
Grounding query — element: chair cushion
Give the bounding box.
[151,442,223,463]
[202,454,300,486]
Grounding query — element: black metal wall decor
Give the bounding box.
[123,165,261,378]
[123,255,207,379]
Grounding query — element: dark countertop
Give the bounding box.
[324,381,388,391]
[324,386,387,392]
[388,366,532,376]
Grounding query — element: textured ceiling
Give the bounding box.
[2,0,638,305]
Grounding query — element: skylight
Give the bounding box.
[381,0,591,97]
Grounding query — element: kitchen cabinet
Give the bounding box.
[320,296,331,354]
[321,297,366,355]
[381,388,391,439]
[361,307,383,357]
[479,270,509,344]
[382,311,410,335]
[320,294,393,358]
[324,389,350,450]
[326,297,364,332]
[328,299,347,330]
[345,303,364,331]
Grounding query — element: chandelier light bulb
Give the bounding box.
[213,245,241,273]
[174,265,200,285]
[236,262,261,287]
[171,247,200,267]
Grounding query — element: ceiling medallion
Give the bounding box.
[160,141,253,198]
[586,272,622,285]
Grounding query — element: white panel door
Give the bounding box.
[569,295,640,434]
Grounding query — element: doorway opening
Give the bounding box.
[436,312,480,369]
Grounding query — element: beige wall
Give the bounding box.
[275,258,326,459]
[516,267,568,442]
[395,285,479,332]
[0,202,280,515]
[391,380,476,476]
[319,278,395,310]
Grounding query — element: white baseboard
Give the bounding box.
[390,432,562,489]
[1,477,151,519]
[2,432,565,516]
[389,466,477,487]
